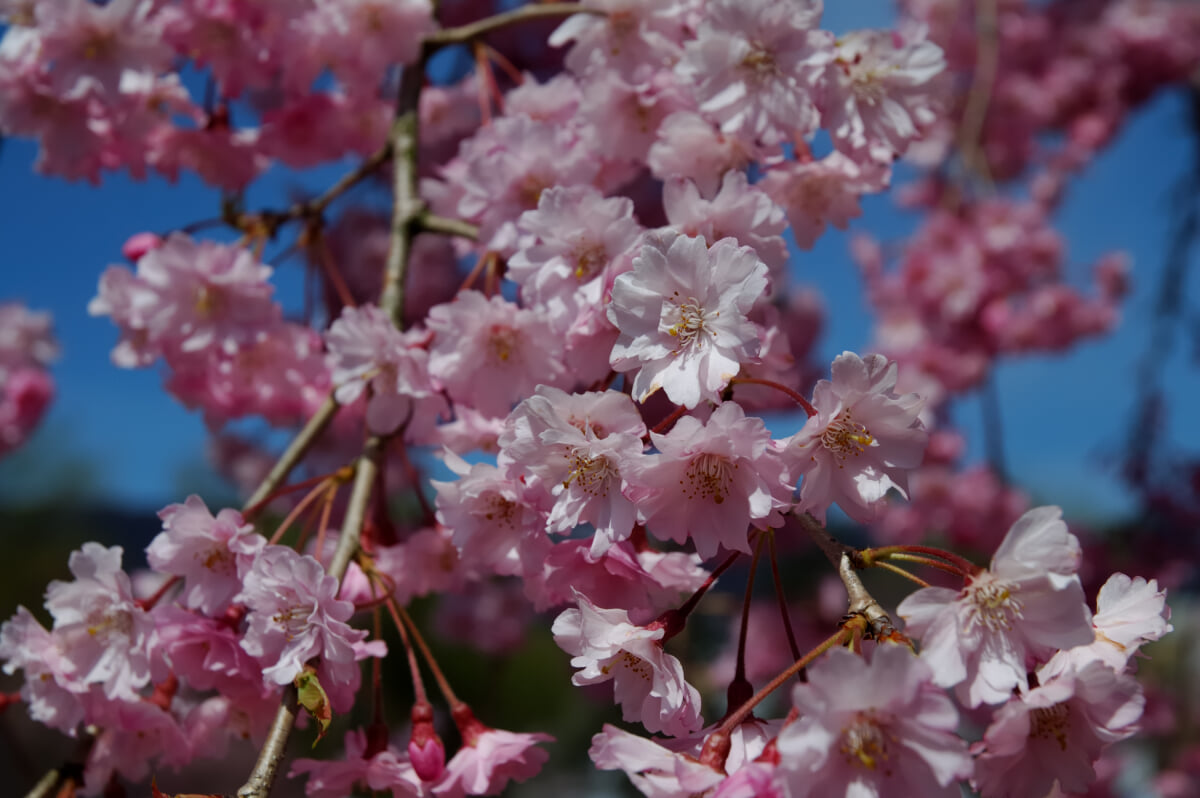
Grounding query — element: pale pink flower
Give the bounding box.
[153,605,270,702]
[821,28,947,160]
[897,506,1095,707]
[0,606,85,734]
[677,0,830,145]
[37,0,171,95]
[145,494,264,615]
[552,591,703,737]
[508,185,642,308]
[663,171,788,273]
[43,543,155,701]
[759,152,889,249]
[0,302,58,368]
[781,351,926,523]
[1057,572,1173,673]
[374,527,470,604]
[550,0,689,79]
[326,304,445,435]
[500,386,646,556]
[608,232,769,408]
[88,234,279,364]
[434,709,552,797]
[427,291,567,418]
[972,660,1144,798]
[237,545,369,704]
[432,451,551,577]
[290,728,431,798]
[451,114,600,249]
[628,401,792,559]
[648,111,768,197]
[776,645,972,798]
[588,724,726,797]
[524,539,708,622]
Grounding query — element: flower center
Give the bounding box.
[963,575,1024,633]
[272,604,314,640]
[487,325,518,364]
[1030,703,1071,751]
[839,713,892,773]
[482,494,518,528]
[682,453,736,504]
[564,449,617,496]
[574,243,607,281]
[821,409,874,460]
[742,42,778,78]
[666,293,713,352]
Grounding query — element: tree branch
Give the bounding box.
[425,3,599,50]
[242,393,340,515]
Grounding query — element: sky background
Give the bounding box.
[1,4,1199,526]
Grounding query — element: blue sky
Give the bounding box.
[1,5,1198,524]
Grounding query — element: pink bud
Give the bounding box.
[122,232,163,262]
[409,702,446,782]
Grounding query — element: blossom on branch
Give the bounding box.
[608,232,769,408]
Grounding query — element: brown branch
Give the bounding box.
[242,393,340,515]
[956,0,999,188]
[425,3,599,50]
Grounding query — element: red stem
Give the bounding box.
[729,377,816,417]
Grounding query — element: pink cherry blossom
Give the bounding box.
[678,0,830,146]
[589,724,726,797]
[663,170,788,273]
[290,728,431,798]
[608,232,769,408]
[237,544,370,705]
[897,506,1095,707]
[508,185,642,308]
[427,291,567,418]
[781,351,927,523]
[971,659,1144,798]
[553,591,703,737]
[1055,572,1173,673]
[0,606,86,734]
[434,708,552,797]
[500,386,646,555]
[145,494,264,616]
[759,151,889,250]
[821,28,947,160]
[42,543,156,701]
[326,304,446,435]
[776,645,972,798]
[628,401,793,559]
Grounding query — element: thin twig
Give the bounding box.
[242,394,340,514]
[425,3,598,49]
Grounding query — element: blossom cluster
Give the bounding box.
[0,301,56,457]
[0,0,1193,797]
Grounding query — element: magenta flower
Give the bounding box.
[897,506,1095,707]
[552,591,703,737]
[608,232,769,408]
[775,645,972,798]
[783,351,927,523]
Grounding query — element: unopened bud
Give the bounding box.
[410,701,446,782]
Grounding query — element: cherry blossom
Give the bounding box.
[588,724,727,797]
[553,591,703,737]
[499,386,646,555]
[776,645,972,797]
[971,659,1144,798]
[145,494,264,615]
[609,232,769,408]
[678,0,830,145]
[237,544,372,706]
[628,401,792,559]
[898,506,1095,707]
[781,351,927,523]
[326,304,445,435]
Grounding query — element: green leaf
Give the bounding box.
[294,668,332,747]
